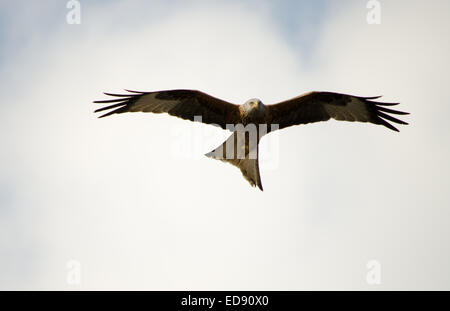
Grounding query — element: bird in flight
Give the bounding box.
[94,89,408,191]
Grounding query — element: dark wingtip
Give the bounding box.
[362,96,409,132]
[93,90,145,117]
[93,99,128,104]
[124,89,145,93]
[103,92,132,97]
[94,110,109,118]
[376,106,410,115]
[362,95,383,100]
[97,110,118,118]
[374,102,400,106]
[377,111,408,125]
[94,102,127,113]
[384,121,400,132]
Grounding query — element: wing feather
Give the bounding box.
[267,91,409,132]
[94,89,241,129]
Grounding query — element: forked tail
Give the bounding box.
[205,131,263,191]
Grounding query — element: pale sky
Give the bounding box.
[0,0,449,290]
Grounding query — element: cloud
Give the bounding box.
[1,0,449,290]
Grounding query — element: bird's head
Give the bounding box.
[243,98,264,112]
[241,98,267,123]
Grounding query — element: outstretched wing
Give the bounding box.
[94,89,241,130]
[267,91,409,132]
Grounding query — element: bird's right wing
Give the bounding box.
[94,89,241,130]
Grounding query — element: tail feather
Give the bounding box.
[205,132,263,191]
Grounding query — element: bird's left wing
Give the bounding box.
[267,91,409,132]
[94,89,241,130]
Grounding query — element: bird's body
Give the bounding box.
[94,89,409,190]
[206,99,268,190]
